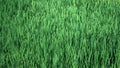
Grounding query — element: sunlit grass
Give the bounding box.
[0,0,120,68]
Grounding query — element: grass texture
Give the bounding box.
[0,0,120,68]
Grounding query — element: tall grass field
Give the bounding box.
[0,0,120,68]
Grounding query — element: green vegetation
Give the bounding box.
[0,0,120,68]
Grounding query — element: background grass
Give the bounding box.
[0,0,120,68]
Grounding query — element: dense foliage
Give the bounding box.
[0,0,120,68]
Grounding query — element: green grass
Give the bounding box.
[0,0,120,68]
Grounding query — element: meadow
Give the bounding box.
[0,0,120,68]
